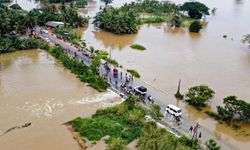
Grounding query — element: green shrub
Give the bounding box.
[127,69,140,78]
[189,21,202,33]
[138,17,165,24]
[107,137,126,150]
[130,44,146,51]
[48,46,108,91]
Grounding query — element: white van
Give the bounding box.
[165,104,182,117]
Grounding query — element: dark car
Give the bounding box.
[113,68,118,78]
[134,86,147,95]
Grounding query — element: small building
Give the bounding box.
[45,21,64,28]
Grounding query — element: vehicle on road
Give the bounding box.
[113,68,118,78]
[147,95,154,104]
[165,104,182,117]
[44,38,50,43]
[41,29,49,34]
[134,86,147,96]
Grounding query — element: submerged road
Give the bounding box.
[35,27,234,150]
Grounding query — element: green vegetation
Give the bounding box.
[9,4,22,10]
[175,79,184,100]
[127,69,140,78]
[137,16,165,24]
[186,85,215,109]
[0,3,88,38]
[242,34,250,47]
[216,96,250,124]
[108,137,126,150]
[189,21,202,33]
[48,0,74,3]
[94,7,138,34]
[181,1,210,19]
[205,139,221,150]
[75,0,87,8]
[94,0,209,34]
[47,45,108,91]
[55,27,81,45]
[121,0,179,15]
[150,104,163,121]
[0,0,11,3]
[169,14,182,28]
[72,96,198,149]
[94,50,119,66]
[101,0,113,6]
[0,36,47,54]
[130,44,146,51]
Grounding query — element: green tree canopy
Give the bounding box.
[93,7,138,34]
[150,104,163,121]
[9,4,22,10]
[108,137,126,150]
[169,14,182,28]
[205,139,220,150]
[181,1,209,19]
[101,0,113,6]
[75,0,87,8]
[186,85,215,106]
[217,96,250,123]
[189,21,202,33]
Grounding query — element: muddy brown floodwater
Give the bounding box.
[0,50,121,150]
[80,0,250,150]
[3,0,250,150]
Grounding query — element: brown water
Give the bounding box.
[4,0,250,149]
[80,0,250,149]
[0,50,121,150]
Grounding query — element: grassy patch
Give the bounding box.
[71,96,198,149]
[55,27,81,46]
[130,44,146,51]
[137,16,165,25]
[127,69,140,78]
[47,46,108,92]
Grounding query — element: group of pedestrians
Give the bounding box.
[189,123,202,139]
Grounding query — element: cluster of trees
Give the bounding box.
[75,0,87,8]
[94,7,138,34]
[55,27,81,45]
[0,0,11,3]
[0,3,87,38]
[120,0,179,15]
[94,0,209,34]
[189,21,202,33]
[180,1,210,19]
[215,96,250,124]
[179,84,250,126]
[242,34,250,47]
[48,45,109,91]
[72,96,198,150]
[0,36,47,54]
[185,85,215,108]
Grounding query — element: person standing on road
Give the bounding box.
[115,80,118,88]
[198,132,202,139]
[189,126,193,134]
[120,72,122,79]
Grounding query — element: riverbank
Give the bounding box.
[0,49,123,150]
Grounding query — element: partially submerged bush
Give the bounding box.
[127,69,140,78]
[130,44,146,51]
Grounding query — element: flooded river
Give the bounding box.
[81,0,250,149]
[0,50,121,150]
[2,0,250,150]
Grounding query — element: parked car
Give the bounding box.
[113,68,118,78]
[134,86,147,95]
[41,29,49,34]
[44,38,50,43]
[165,104,182,117]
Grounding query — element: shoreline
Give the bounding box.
[66,123,87,150]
